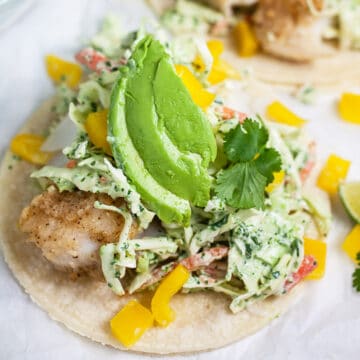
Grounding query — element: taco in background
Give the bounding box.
[0,18,331,354]
[149,0,360,86]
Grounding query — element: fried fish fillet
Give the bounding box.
[253,0,334,62]
[19,187,137,274]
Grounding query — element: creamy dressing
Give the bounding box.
[30,19,332,312]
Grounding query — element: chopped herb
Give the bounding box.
[352,252,360,292]
[272,271,280,279]
[245,243,252,259]
[211,215,229,229]
[290,238,300,257]
[91,102,97,112]
[215,118,281,209]
[120,242,129,250]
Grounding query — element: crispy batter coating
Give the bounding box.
[253,0,333,62]
[19,187,137,275]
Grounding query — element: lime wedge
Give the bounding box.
[339,182,360,224]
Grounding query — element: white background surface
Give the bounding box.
[0,1,360,359]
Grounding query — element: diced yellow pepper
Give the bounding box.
[342,225,360,263]
[304,238,327,280]
[84,109,112,155]
[339,93,360,124]
[208,58,241,85]
[265,170,285,193]
[46,55,82,88]
[207,39,224,59]
[10,134,53,165]
[151,264,190,327]
[193,54,206,73]
[317,154,351,194]
[266,101,307,127]
[233,20,259,57]
[175,64,215,109]
[110,300,154,347]
[193,40,240,85]
[193,39,224,73]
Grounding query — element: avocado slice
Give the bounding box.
[124,36,216,206]
[151,45,217,167]
[109,35,217,224]
[109,76,191,225]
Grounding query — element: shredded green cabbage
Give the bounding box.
[31,19,331,312]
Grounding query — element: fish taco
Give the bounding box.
[150,0,360,86]
[0,19,331,354]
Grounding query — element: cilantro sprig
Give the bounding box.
[352,252,360,292]
[215,118,282,209]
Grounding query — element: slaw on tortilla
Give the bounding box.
[150,0,360,86]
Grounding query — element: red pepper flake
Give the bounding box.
[284,255,317,292]
[217,106,247,122]
[66,160,77,169]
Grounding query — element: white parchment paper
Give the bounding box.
[0,1,359,359]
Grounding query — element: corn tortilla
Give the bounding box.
[0,99,310,354]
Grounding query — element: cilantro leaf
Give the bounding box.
[224,119,268,162]
[352,269,360,292]
[255,148,282,185]
[215,162,267,209]
[215,117,282,210]
[352,252,360,292]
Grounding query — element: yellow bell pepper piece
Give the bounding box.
[10,134,53,165]
[175,65,215,109]
[339,93,360,124]
[265,170,285,193]
[317,154,351,194]
[110,299,154,347]
[342,225,360,263]
[193,40,240,85]
[193,39,224,73]
[151,264,190,327]
[46,55,82,88]
[84,109,112,155]
[266,101,307,127]
[233,20,259,57]
[207,39,224,59]
[208,58,241,85]
[304,238,327,280]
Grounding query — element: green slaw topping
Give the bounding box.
[32,17,331,313]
